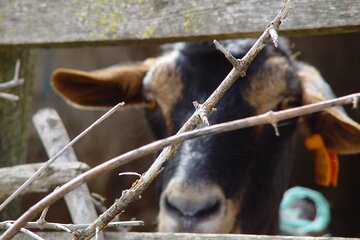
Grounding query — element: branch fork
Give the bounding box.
[193,101,216,126]
[213,40,247,76]
[353,96,358,109]
[266,110,280,137]
[0,59,24,101]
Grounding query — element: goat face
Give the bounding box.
[51,39,360,234]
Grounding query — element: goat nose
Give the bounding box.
[165,195,221,219]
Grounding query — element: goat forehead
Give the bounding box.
[145,39,299,136]
[175,139,211,182]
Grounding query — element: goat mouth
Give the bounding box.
[164,196,221,219]
[158,180,239,233]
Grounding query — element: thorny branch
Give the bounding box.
[76,1,294,239]
[0,1,296,239]
[0,59,24,101]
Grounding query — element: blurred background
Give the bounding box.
[24,32,359,236]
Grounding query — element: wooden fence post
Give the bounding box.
[0,50,35,220]
[33,108,104,240]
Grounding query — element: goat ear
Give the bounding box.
[298,62,360,154]
[51,59,154,109]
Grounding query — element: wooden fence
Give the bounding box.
[0,0,359,239]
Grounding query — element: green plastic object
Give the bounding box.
[280,186,330,235]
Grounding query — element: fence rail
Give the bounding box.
[3,231,360,240]
[0,0,359,48]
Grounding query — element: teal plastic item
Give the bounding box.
[280,186,331,235]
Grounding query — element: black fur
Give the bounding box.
[149,39,303,234]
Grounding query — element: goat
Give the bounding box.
[51,39,360,234]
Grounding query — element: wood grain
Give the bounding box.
[4,231,360,240]
[0,162,89,199]
[0,0,359,48]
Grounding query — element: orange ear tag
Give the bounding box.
[305,134,339,187]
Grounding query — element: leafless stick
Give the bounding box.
[0,92,19,101]
[118,172,142,178]
[0,59,24,90]
[0,221,143,232]
[2,223,44,240]
[0,59,24,102]
[1,93,358,240]
[0,102,124,214]
[36,205,49,226]
[353,96,358,109]
[37,187,59,226]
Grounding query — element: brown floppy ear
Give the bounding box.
[297,62,360,154]
[51,59,154,109]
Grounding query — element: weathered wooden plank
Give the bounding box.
[3,232,360,240]
[0,0,359,48]
[33,108,103,240]
[0,162,89,199]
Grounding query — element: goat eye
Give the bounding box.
[279,96,297,110]
[144,92,158,109]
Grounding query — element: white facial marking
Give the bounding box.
[143,49,180,90]
[174,140,205,182]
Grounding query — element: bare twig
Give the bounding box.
[353,96,358,109]
[118,172,142,178]
[37,187,59,226]
[36,204,49,226]
[0,59,24,102]
[0,59,24,90]
[0,162,89,199]
[213,41,239,68]
[0,92,20,101]
[193,101,217,126]
[266,111,280,136]
[0,221,143,232]
[3,92,357,240]
[268,25,279,48]
[0,102,124,213]
[2,223,44,240]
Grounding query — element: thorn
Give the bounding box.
[91,192,107,203]
[118,172,142,178]
[352,96,358,109]
[193,101,210,126]
[213,40,239,68]
[56,224,72,233]
[272,123,280,137]
[269,25,279,48]
[267,111,280,137]
[193,101,200,109]
[37,186,59,227]
[156,167,165,176]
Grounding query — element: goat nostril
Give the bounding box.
[165,196,221,219]
[196,200,220,218]
[165,197,182,215]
